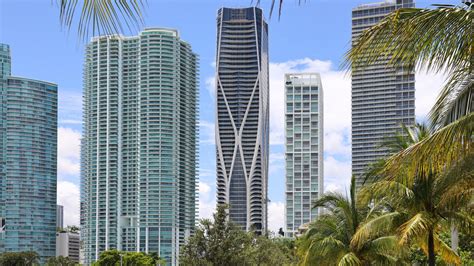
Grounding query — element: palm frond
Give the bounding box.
[383,112,474,180]
[397,212,433,245]
[436,154,474,211]
[345,7,472,75]
[358,180,414,208]
[367,236,407,263]
[57,0,146,41]
[351,212,400,251]
[337,252,362,266]
[430,72,473,129]
[418,234,461,265]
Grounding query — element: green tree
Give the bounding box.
[180,205,252,265]
[357,125,472,265]
[46,256,76,266]
[0,251,40,266]
[245,235,298,265]
[180,205,296,265]
[297,177,408,265]
[67,225,80,234]
[93,250,164,266]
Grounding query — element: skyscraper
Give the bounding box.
[81,28,198,265]
[284,73,324,237]
[57,205,64,229]
[215,7,269,234]
[0,43,58,262]
[351,0,415,187]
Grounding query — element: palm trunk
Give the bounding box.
[428,229,435,266]
[451,223,458,252]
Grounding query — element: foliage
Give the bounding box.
[296,177,409,265]
[180,204,251,265]
[180,205,297,265]
[245,236,298,266]
[93,250,165,266]
[46,256,76,266]
[346,4,473,265]
[359,124,473,266]
[67,225,80,234]
[0,251,40,265]
[55,0,146,41]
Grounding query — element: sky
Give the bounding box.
[0,0,456,232]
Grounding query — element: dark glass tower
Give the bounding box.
[351,0,416,187]
[0,43,58,263]
[215,7,269,234]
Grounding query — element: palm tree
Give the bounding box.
[297,177,408,265]
[346,4,473,264]
[357,124,472,265]
[345,2,473,181]
[56,0,146,40]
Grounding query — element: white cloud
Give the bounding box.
[199,180,216,220]
[415,71,447,120]
[59,119,82,125]
[325,183,341,193]
[268,201,284,233]
[200,180,211,194]
[200,120,215,145]
[269,152,285,176]
[199,168,215,178]
[58,90,82,126]
[57,127,81,176]
[324,129,351,157]
[57,181,80,227]
[205,76,216,100]
[324,156,351,194]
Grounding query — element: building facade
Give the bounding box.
[351,0,415,187]
[56,231,80,263]
[284,73,324,237]
[215,7,269,234]
[57,205,64,229]
[81,28,198,265]
[0,43,58,262]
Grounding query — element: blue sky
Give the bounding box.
[0,0,454,231]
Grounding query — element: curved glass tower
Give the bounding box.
[215,7,269,234]
[0,43,58,263]
[81,29,198,265]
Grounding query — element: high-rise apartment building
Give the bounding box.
[81,28,198,265]
[284,73,324,237]
[0,43,58,262]
[351,0,415,187]
[56,230,80,263]
[215,7,269,234]
[57,205,64,229]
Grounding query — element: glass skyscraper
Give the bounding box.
[81,28,198,265]
[215,7,269,234]
[0,43,58,262]
[284,73,323,237]
[351,0,416,187]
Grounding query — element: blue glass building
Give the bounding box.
[0,43,58,262]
